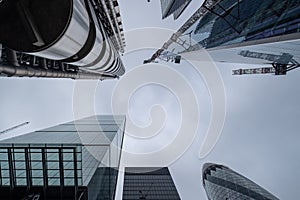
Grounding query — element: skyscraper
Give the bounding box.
[202,163,279,200]
[148,0,300,72]
[0,0,126,80]
[0,115,125,200]
[123,167,181,200]
[160,0,192,20]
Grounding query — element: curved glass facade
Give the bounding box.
[202,163,279,200]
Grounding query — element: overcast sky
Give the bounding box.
[0,1,300,199]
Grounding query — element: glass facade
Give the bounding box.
[123,167,181,200]
[0,144,82,188]
[0,115,125,200]
[160,0,192,20]
[151,0,300,66]
[194,0,300,48]
[202,163,279,200]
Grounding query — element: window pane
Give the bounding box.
[31,170,43,177]
[77,153,82,160]
[16,178,26,186]
[64,178,74,186]
[15,162,26,169]
[0,162,9,169]
[77,162,82,170]
[63,162,74,170]
[48,178,60,186]
[32,178,43,186]
[13,149,25,153]
[48,169,60,178]
[47,162,59,169]
[2,178,10,185]
[30,148,42,153]
[14,152,25,160]
[63,149,73,153]
[77,170,82,178]
[15,170,26,177]
[78,177,82,185]
[0,149,7,153]
[0,153,8,161]
[63,153,73,161]
[31,161,42,169]
[64,170,74,178]
[46,149,59,153]
[46,152,59,161]
[1,169,9,177]
[30,153,42,161]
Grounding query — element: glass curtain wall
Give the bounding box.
[159,0,300,56]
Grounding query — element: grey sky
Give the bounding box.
[0,1,300,199]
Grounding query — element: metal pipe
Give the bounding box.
[0,64,117,80]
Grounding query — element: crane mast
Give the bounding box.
[233,51,300,76]
[0,122,30,134]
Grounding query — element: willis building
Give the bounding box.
[0,115,125,200]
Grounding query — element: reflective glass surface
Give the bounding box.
[159,0,300,55]
[123,167,181,200]
[0,115,125,200]
[203,164,279,200]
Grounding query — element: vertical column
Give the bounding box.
[7,148,15,190]
[109,146,111,199]
[41,148,48,200]
[73,147,78,200]
[25,148,32,191]
[58,148,64,200]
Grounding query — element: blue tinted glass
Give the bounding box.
[31,161,42,169]
[48,178,60,186]
[46,152,59,161]
[15,170,26,177]
[16,178,26,186]
[14,152,25,160]
[0,161,9,169]
[2,178,10,185]
[47,169,60,178]
[32,178,43,186]
[30,153,42,160]
[64,170,74,178]
[47,162,59,169]
[31,170,43,177]
[0,153,8,160]
[63,153,73,161]
[63,162,74,170]
[64,178,74,186]
[1,169,9,177]
[14,162,26,169]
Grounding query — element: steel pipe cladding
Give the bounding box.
[0,0,124,76]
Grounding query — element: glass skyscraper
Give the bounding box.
[149,0,300,67]
[160,0,192,20]
[0,115,125,200]
[202,163,279,200]
[123,167,181,200]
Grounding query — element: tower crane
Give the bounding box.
[233,51,300,76]
[0,122,30,134]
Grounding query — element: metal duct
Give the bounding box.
[0,65,117,80]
